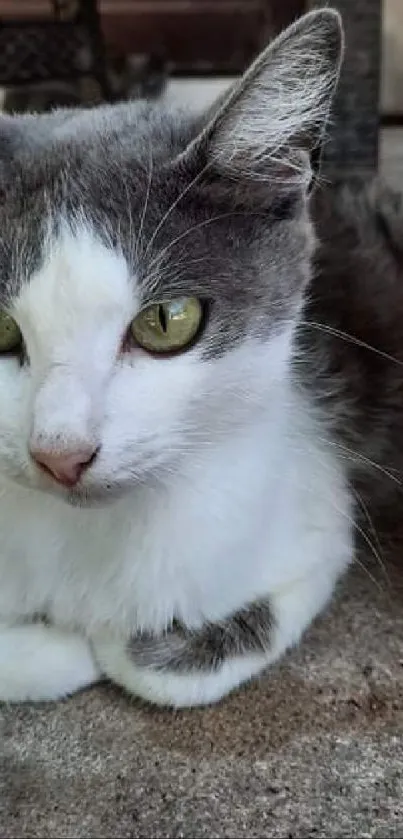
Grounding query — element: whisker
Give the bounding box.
[326,492,386,594]
[144,161,212,259]
[299,440,388,592]
[146,211,244,274]
[300,319,403,368]
[120,173,135,269]
[352,487,390,586]
[317,436,403,491]
[142,255,212,295]
[136,148,154,262]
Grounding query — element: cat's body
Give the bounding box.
[0,10,401,707]
[0,377,351,704]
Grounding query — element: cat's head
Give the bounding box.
[0,10,343,506]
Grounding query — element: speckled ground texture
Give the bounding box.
[1,133,403,839]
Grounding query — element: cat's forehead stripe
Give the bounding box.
[14,224,138,344]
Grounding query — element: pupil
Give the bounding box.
[158,304,167,333]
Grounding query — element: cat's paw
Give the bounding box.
[0,623,100,701]
[92,563,346,708]
[93,637,267,708]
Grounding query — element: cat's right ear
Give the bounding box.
[181,9,343,201]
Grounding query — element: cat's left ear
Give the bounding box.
[182,9,343,198]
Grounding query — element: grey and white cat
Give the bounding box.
[0,10,401,708]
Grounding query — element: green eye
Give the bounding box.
[131,297,203,354]
[0,311,22,353]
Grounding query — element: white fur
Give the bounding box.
[0,224,353,706]
[93,558,350,708]
[0,623,99,701]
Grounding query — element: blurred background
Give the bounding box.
[0,1,399,179]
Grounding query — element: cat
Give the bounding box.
[0,9,400,709]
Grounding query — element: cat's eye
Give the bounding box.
[0,311,22,353]
[130,297,203,354]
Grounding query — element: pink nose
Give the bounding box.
[31,446,98,487]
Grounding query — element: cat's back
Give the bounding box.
[298,179,403,527]
[311,178,403,323]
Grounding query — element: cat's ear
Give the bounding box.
[185,9,343,196]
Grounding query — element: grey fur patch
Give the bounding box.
[0,104,312,358]
[0,10,342,358]
[295,177,403,547]
[127,599,274,673]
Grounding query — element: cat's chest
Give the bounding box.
[0,416,353,635]
[0,464,273,633]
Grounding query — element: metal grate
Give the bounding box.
[0,0,112,99]
[0,22,92,84]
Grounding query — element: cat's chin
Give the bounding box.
[65,485,125,509]
[6,469,124,507]
[29,478,126,508]
[65,475,160,508]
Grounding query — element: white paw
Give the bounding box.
[93,638,267,708]
[0,623,100,702]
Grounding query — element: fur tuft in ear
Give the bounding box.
[199,9,344,191]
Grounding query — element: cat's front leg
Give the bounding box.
[93,567,342,708]
[0,622,100,701]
